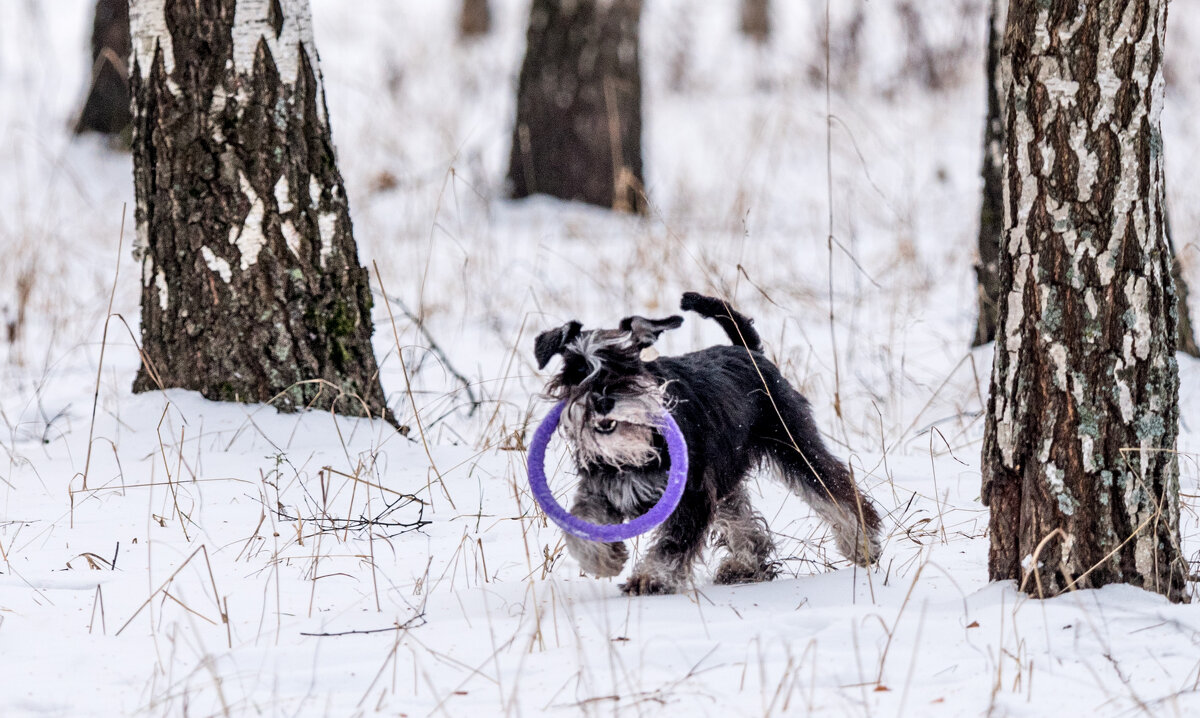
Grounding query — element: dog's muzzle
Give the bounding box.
[594,418,618,434]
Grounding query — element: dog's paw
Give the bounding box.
[567,536,628,578]
[620,573,677,596]
[838,531,882,568]
[714,559,779,585]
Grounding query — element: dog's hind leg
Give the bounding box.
[712,486,778,584]
[756,374,883,566]
[622,489,712,595]
[564,489,629,578]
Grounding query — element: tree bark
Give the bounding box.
[129,0,392,422]
[972,0,1199,355]
[75,0,132,136]
[972,0,1005,347]
[740,0,770,44]
[507,0,646,214]
[982,0,1187,602]
[458,0,491,39]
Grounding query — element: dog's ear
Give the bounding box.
[620,315,683,349]
[534,321,583,369]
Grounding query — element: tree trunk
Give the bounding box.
[740,0,770,44]
[129,0,392,422]
[972,0,1199,355]
[972,0,1005,347]
[75,0,132,136]
[1167,211,1200,357]
[982,0,1187,602]
[458,0,491,39]
[507,0,646,214]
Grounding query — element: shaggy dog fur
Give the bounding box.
[534,292,884,595]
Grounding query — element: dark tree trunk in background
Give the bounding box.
[459,0,491,39]
[740,0,770,43]
[1167,212,1200,357]
[507,0,646,214]
[75,0,132,136]
[982,0,1187,602]
[129,0,392,421]
[972,0,1004,347]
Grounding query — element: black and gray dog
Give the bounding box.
[534,292,883,595]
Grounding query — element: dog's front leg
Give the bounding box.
[563,489,629,577]
[622,490,711,595]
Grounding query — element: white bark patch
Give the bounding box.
[1032,9,1051,52]
[1081,435,1096,472]
[309,176,321,207]
[201,246,233,283]
[229,173,267,271]
[232,0,316,84]
[1045,463,1074,516]
[1124,275,1152,360]
[275,176,293,214]
[210,85,230,120]
[1074,124,1098,203]
[282,220,302,257]
[1037,437,1053,464]
[155,268,169,311]
[129,0,176,78]
[317,212,338,267]
[1048,343,1068,391]
[1117,379,1135,423]
[1124,472,1156,578]
[141,256,155,287]
[134,221,150,261]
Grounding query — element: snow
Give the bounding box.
[2,0,1200,716]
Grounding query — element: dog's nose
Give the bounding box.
[593,395,616,415]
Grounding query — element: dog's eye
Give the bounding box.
[561,357,588,384]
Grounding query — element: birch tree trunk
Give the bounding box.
[972,0,1198,355]
[129,0,392,421]
[981,0,1187,602]
[507,0,646,214]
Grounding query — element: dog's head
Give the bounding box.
[534,314,682,468]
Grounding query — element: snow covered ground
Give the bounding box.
[2,1,1200,715]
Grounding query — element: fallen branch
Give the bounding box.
[301,612,426,637]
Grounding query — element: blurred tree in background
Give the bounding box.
[75,0,131,138]
[740,0,770,43]
[972,0,1004,349]
[459,0,492,39]
[507,0,646,213]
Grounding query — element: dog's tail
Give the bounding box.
[680,292,763,352]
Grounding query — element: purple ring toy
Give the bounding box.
[527,400,689,542]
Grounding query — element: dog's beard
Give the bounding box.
[560,381,667,469]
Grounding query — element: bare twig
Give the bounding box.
[373,289,480,414]
[301,613,427,637]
